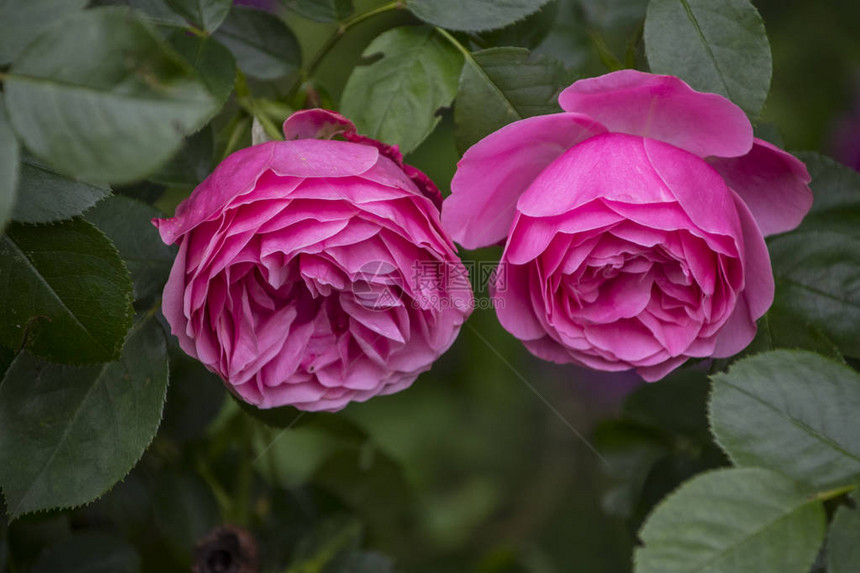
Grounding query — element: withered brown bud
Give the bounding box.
[192,525,260,573]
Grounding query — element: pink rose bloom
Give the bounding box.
[443,70,812,381]
[155,109,472,411]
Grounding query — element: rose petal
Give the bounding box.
[282,108,356,140]
[519,133,744,252]
[154,140,379,245]
[731,190,775,320]
[642,136,744,241]
[522,335,577,364]
[342,297,407,343]
[583,319,665,362]
[635,356,689,382]
[571,348,636,372]
[708,138,813,236]
[505,202,624,265]
[558,69,752,158]
[259,380,330,409]
[493,263,546,341]
[162,241,196,357]
[442,113,606,249]
[573,271,655,323]
[270,140,380,178]
[711,295,758,358]
[637,308,701,357]
[260,218,350,260]
[518,134,675,217]
[154,146,272,245]
[505,214,562,265]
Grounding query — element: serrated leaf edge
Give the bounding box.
[0,315,170,521]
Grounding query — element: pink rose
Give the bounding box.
[443,71,812,381]
[154,109,472,411]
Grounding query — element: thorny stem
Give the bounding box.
[286,1,404,100]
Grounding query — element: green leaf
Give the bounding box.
[644,0,772,117]
[535,0,594,71]
[115,180,167,205]
[340,26,463,154]
[254,426,344,488]
[151,472,219,564]
[289,517,364,571]
[595,420,669,519]
[0,0,88,65]
[314,446,415,549]
[281,0,354,22]
[710,350,860,490]
[11,156,110,224]
[239,96,293,145]
[406,0,553,32]
[635,468,825,573]
[745,298,843,361]
[769,232,860,358]
[635,453,729,532]
[766,153,860,358]
[0,346,13,378]
[84,196,177,302]
[580,0,648,30]
[214,6,302,80]
[160,352,224,443]
[0,316,169,519]
[0,219,134,363]
[287,517,396,573]
[477,1,560,49]
[454,47,571,152]
[828,493,860,573]
[165,0,231,32]
[0,95,19,231]
[95,0,189,28]
[150,126,214,187]
[168,33,237,108]
[80,471,153,540]
[251,115,279,145]
[4,8,217,185]
[794,152,860,238]
[623,369,711,440]
[599,369,727,524]
[31,532,141,573]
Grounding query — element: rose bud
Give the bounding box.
[192,525,259,573]
[443,70,812,381]
[154,109,472,411]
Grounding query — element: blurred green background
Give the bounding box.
[3,0,859,571]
